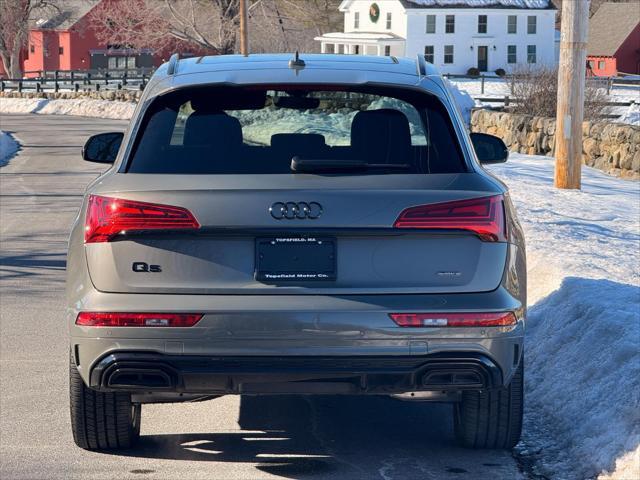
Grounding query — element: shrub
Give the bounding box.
[507,65,608,120]
[495,68,506,77]
[467,67,480,77]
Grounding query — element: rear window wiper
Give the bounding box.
[291,157,411,173]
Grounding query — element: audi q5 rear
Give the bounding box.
[67,54,526,451]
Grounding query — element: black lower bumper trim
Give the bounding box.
[89,352,503,394]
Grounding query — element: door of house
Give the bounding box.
[477,46,488,72]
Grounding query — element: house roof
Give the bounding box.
[587,2,640,57]
[398,0,554,9]
[31,0,100,30]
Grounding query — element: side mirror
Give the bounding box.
[470,132,508,164]
[82,132,124,164]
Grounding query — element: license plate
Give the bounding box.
[255,237,336,282]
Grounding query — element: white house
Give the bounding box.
[315,0,557,74]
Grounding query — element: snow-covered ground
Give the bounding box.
[449,77,640,125]
[0,97,135,120]
[0,130,20,166]
[488,154,640,480]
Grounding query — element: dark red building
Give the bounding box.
[1,0,204,78]
[586,2,640,77]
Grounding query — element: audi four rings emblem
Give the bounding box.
[269,202,323,220]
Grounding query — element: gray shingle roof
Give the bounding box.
[31,0,100,30]
[587,2,640,56]
[399,0,555,8]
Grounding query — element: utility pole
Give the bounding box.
[239,0,249,56]
[554,0,590,189]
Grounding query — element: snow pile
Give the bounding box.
[407,0,550,7]
[0,97,135,120]
[445,79,476,126]
[617,103,640,126]
[488,154,640,480]
[0,130,20,167]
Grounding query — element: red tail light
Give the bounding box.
[393,195,506,242]
[76,312,203,327]
[85,195,200,243]
[389,312,517,327]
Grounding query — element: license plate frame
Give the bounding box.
[255,237,336,282]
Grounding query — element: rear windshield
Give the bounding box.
[126,85,466,174]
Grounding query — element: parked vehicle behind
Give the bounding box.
[68,53,525,451]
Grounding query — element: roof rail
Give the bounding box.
[167,53,180,76]
[415,54,427,77]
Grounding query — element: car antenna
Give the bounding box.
[289,51,306,69]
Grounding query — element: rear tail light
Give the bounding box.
[76,312,203,327]
[84,195,200,243]
[389,312,517,327]
[393,195,506,242]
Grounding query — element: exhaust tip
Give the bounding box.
[107,369,173,389]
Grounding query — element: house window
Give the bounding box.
[527,16,537,34]
[508,15,517,34]
[598,60,606,69]
[444,45,454,64]
[445,15,455,33]
[384,45,391,56]
[354,45,360,55]
[426,15,436,33]
[58,46,64,55]
[354,12,360,29]
[337,44,344,54]
[478,15,487,34]
[527,45,536,63]
[30,44,35,53]
[325,44,335,54]
[507,45,517,64]
[424,45,434,63]
[386,12,392,29]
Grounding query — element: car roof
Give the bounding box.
[146,54,443,93]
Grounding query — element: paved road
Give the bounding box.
[0,114,523,480]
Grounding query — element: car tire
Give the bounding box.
[69,351,141,450]
[454,358,523,449]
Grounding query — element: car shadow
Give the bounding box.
[116,395,470,479]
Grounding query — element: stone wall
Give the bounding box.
[471,109,640,179]
[0,90,142,102]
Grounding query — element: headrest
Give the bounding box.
[350,109,412,163]
[183,112,243,147]
[270,133,327,151]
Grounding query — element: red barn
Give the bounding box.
[586,2,640,77]
[1,0,206,78]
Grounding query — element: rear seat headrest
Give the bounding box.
[270,133,327,151]
[351,109,412,163]
[183,112,243,147]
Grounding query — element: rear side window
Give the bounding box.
[127,86,466,175]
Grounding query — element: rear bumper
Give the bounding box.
[88,351,503,395]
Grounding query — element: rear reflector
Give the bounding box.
[389,312,517,327]
[393,195,506,242]
[76,312,203,327]
[85,195,200,243]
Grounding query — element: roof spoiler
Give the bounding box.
[167,53,180,76]
[415,54,428,77]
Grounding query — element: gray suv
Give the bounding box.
[68,54,525,451]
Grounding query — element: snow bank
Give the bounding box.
[0,131,20,167]
[488,154,640,480]
[618,103,640,126]
[0,97,135,120]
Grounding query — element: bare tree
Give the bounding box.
[89,0,341,56]
[0,0,56,78]
[89,0,253,55]
[508,65,608,121]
